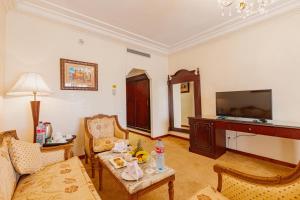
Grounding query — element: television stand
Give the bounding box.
[189,116,300,159]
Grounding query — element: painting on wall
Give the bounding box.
[60,58,98,91]
[180,82,190,93]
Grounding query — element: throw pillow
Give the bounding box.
[8,138,43,174]
[0,146,17,200]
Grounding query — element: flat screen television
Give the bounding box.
[216,89,272,120]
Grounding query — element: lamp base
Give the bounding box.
[31,101,40,143]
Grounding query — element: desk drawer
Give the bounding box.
[228,123,275,136]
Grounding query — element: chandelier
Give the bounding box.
[218,0,277,18]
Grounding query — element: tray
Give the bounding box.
[42,135,76,147]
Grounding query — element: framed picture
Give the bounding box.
[60,58,98,91]
[181,82,190,93]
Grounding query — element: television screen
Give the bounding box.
[216,89,272,120]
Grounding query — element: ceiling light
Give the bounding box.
[218,0,277,18]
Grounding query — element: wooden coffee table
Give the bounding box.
[97,152,175,200]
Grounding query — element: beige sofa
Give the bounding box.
[0,130,101,200]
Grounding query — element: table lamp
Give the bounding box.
[7,72,51,142]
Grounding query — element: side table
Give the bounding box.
[41,142,74,160]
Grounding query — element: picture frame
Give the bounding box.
[60,58,98,91]
[180,82,190,93]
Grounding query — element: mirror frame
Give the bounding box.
[168,69,202,133]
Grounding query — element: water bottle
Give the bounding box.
[36,121,45,144]
[155,139,165,172]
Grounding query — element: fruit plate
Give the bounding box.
[121,171,143,181]
[109,157,127,169]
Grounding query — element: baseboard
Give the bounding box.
[167,134,189,141]
[151,134,170,140]
[226,148,296,168]
[129,129,152,138]
[130,130,189,141]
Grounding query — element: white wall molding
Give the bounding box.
[13,0,300,55]
[15,0,170,54]
[170,0,300,53]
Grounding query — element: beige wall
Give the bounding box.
[3,10,169,155]
[169,11,300,164]
[0,3,7,130]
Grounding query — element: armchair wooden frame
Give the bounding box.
[84,114,129,178]
[213,162,300,192]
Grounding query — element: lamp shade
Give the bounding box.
[7,72,51,96]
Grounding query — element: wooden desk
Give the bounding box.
[189,117,300,159]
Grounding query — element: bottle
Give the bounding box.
[155,139,165,172]
[36,121,45,144]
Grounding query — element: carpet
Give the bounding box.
[83,133,293,200]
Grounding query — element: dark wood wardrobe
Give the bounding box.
[126,74,151,132]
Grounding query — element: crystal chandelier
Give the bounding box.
[218,0,277,18]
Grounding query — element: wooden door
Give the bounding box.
[126,74,151,132]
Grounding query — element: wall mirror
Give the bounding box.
[168,69,201,133]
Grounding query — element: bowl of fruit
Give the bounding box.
[130,139,149,164]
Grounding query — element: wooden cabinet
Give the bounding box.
[189,116,300,159]
[189,118,226,159]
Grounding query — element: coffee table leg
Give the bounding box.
[98,159,103,191]
[168,180,174,200]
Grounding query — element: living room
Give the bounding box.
[1,0,300,200]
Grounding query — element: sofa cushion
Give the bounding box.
[8,138,43,174]
[41,149,65,167]
[88,117,115,139]
[196,186,229,200]
[12,157,101,200]
[0,146,17,200]
[93,137,119,152]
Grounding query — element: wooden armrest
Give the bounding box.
[213,162,300,192]
[41,143,73,160]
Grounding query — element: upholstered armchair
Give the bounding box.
[84,114,129,177]
[211,162,300,200]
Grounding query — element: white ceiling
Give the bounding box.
[16,0,300,53]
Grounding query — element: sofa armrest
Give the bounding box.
[41,144,73,166]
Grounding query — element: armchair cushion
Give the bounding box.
[196,186,229,200]
[221,173,300,200]
[88,117,114,139]
[8,138,43,174]
[93,137,120,153]
[0,146,17,200]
